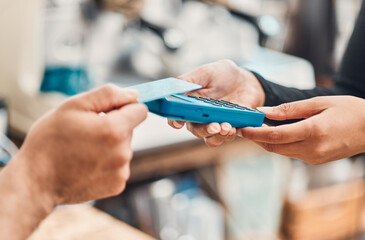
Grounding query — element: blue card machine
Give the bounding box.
[127,78,265,128]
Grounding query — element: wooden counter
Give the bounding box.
[28,204,155,240]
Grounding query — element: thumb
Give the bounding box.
[257,98,327,121]
[107,103,148,131]
[177,64,212,88]
[69,84,139,113]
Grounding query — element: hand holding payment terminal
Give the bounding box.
[127,78,265,128]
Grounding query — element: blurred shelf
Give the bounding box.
[130,138,261,183]
[281,179,365,240]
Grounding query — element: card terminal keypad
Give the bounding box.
[187,95,257,112]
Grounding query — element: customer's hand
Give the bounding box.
[240,96,365,165]
[15,84,148,205]
[168,60,265,147]
[0,84,148,240]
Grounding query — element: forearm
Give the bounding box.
[253,72,364,106]
[0,155,55,240]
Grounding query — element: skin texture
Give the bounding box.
[0,84,148,240]
[168,60,266,147]
[168,60,365,164]
[241,96,365,165]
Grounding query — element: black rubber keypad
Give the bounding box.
[187,95,256,112]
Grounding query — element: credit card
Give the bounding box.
[126,78,202,103]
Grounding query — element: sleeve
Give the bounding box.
[255,0,365,107]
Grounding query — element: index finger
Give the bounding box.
[240,120,312,144]
[68,84,139,113]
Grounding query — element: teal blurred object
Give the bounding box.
[222,152,290,239]
[0,99,16,166]
[40,67,92,96]
[0,155,11,166]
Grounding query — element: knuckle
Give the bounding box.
[118,165,131,182]
[307,156,327,166]
[103,84,118,96]
[218,59,239,75]
[309,160,322,166]
[313,144,328,160]
[219,59,236,67]
[200,65,214,77]
[110,131,123,144]
[262,143,275,152]
[278,103,293,114]
[112,149,133,169]
[267,130,281,142]
[111,182,126,196]
[103,121,130,143]
[241,129,252,139]
[311,122,326,139]
[111,167,130,194]
[212,136,225,147]
[317,126,328,139]
[206,142,218,148]
[122,148,134,162]
[205,138,217,148]
[118,129,130,141]
[102,84,119,106]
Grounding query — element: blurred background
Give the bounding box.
[1,0,365,239]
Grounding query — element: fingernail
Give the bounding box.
[173,121,183,128]
[125,89,138,96]
[208,125,220,134]
[229,128,235,136]
[256,106,273,113]
[124,90,139,103]
[222,123,231,131]
[124,88,138,93]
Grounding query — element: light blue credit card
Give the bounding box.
[126,78,202,103]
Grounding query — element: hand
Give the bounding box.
[0,84,148,239]
[168,60,265,147]
[240,96,365,165]
[17,84,148,204]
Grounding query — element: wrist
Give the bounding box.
[14,152,56,211]
[239,68,266,107]
[0,154,55,239]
